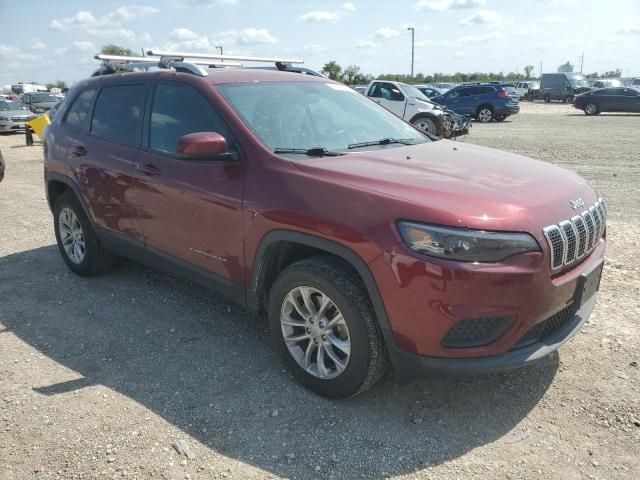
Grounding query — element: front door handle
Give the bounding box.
[138,164,161,176]
[70,145,87,157]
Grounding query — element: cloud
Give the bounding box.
[458,31,505,43]
[0,44,36,60]
[169,27,200,41]
[299,10,341,23]
[235,28,277,45]
[72,40,96,51]
[617,22,640,34]
[173,0,238,6]
[303,44,326,54]
[374,27,401,39]
[49,5,159,40]
[454,50,465,58]
[540,15,563,24]
[298,3,356,23]
[30,39,46,50]
[355,40,378,48]
[460,10,501,24]
[415,0,485,12]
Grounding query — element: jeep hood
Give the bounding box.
[291,140,597,232]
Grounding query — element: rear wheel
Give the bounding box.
[544,95,551,103]
[494,114,507,122]
[54,192,115,276]
[268,257,387,398]
[476,106,493,123]
[584,103,599,115]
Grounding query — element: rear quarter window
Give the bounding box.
[63,89,96,131]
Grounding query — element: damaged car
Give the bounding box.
[365,80,470,138]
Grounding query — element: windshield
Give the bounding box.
[569,79,590,88]
[30,94,59,103]
[0,101,24,111]
[398,83,429,101]
[216,81,431,153]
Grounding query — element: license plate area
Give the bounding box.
[575,260,604,307]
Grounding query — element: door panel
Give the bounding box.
[66,84,146,243]
[134,82,246,285]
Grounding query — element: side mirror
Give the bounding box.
[176,132,237,161]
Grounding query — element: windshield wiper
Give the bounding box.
[347,137,415,150]
[274,147,343,157]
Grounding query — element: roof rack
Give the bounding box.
[93,51,319,78]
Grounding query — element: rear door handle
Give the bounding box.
[138,164,161,176]
[70,145,87,157]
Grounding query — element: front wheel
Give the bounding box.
[584,103,599,115]
[411,116,437,135]
[544,95,551,103]
[268,257,387,398]
[476,107,493,123]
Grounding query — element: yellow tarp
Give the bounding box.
[26,114,51,140]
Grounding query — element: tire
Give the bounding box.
[53,192,115,276]
[584,103,599,116]
[544,95,551,103]
[267,256,387,399]
[411,115,437,135]
[476,106,493,123]
[494,114,506,122]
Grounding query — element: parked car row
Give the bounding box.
[0,100,38,133]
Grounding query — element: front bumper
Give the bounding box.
[369,239,605,373]
[0,121,27,132]
[385,290,595,375]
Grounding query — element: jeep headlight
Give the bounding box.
[397,221,540,262]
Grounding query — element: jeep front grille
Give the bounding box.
[543,198,606,270]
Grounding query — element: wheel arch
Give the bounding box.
[408,111,440,126]
[248,230,393,334]
[475,103,494,115]
[46,173,97,230]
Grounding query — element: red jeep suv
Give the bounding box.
[44,56,606,398]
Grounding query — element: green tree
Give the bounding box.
[523,65,534,78]
[101,44,136,56]
[321,61,343,81]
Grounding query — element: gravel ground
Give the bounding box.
[1,102,639,480]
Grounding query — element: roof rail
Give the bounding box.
[93,54,244,77]
[146,50,304,66]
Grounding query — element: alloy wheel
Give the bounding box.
[280,286,350,379]
[478,108,493,122]
[58,207,85,264]
[585,103,597,115]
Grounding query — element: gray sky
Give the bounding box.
[1,0,639,86]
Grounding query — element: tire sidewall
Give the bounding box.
[54,193,100,276]
[477,106,493,122]
[411,115,436,135]
[268,264,375,399]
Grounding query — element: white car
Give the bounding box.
[515,81,540,100]
[364,80,460,136]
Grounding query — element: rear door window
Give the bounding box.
[90,84,147,147]
[63,89,96,131]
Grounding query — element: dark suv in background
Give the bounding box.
[431,83,520,122]
[44,54,605,398]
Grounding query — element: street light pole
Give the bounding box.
[407,27,415,81]
[216,45,223,55]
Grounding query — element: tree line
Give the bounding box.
[322,61,624,86]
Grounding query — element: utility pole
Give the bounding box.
[216,45,223,63]
[539,60,543,78]
[407,27,415,81]
[579,53,584,73]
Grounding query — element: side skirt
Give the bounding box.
[98,229,247,307]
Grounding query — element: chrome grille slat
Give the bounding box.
[543,198,606,270]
